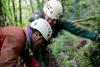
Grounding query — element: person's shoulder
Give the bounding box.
[2,26,23,32]
[1,26,25,38]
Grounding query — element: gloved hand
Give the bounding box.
[96,35,100,42]
[29,11,41,22]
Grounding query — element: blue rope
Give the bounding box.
[27,27,33,49]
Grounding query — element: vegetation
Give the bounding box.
[0,0,100,67]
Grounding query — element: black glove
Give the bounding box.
[29,16,34,22]
[29,11,42,22]
[96,35,100,42]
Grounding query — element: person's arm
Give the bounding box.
[59,18,99,41]
[0,27,25,67]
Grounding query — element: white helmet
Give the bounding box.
[43,0,63,19]
[30,18,52,41]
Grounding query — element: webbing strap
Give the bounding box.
[24,27,34,55]
[27,27,33,48]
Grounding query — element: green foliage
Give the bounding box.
[50,31,93,67]
[1,0,100,67]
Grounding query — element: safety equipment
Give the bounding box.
[30,18,52,41]
[43,0,63,19]
[96,35,100,42]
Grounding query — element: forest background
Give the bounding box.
[0,0,100,67]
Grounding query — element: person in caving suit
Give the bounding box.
[0,18,52,67]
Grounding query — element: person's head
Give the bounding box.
[43,0,63,26]
[30,18,52,48]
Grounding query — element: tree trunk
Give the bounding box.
[36,0,42,11]
[41,0,44,10]
[12,0,17,23]
[61,0,65,15]
[0,0,5,27]
[73,0,80,19]
[19,0,22,23]
[29,0,34,12]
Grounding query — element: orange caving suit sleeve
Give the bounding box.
[0,26,26,67]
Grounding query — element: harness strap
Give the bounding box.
[24,27,34,55]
